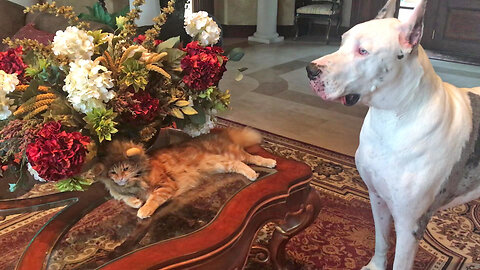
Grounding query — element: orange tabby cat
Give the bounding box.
[94,127,276,219]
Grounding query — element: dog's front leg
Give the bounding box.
[362,192,391,270]
[391,213,423,270]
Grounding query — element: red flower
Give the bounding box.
[181,42,228,91]
[26,122,91,182]
[123,90,160,122]
[0,47,27,79]
[133,35,162,46]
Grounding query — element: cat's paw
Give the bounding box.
[263,158,277,168]
[245,171,260,181]
[125,197,143,208]
[137,205,155,219]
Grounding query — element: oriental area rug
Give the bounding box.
[1,120,480,270]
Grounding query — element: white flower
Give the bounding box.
[52,26,95,61]
[184,11,221,46]
[0,70,19,120]
[182,113,216,137]
[27,162,46,182]
[63,59,115,114]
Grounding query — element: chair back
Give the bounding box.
[296,0,343,10]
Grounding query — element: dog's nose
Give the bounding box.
[306,63,322,80]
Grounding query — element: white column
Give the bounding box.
[129,0,161,27]
[248,0,284,44]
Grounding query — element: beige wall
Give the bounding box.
[8,0,37,6]
[48,0,129,14]
[214,0,352,27]
[214,0,295,26]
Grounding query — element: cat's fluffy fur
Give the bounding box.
[94,127,276,219]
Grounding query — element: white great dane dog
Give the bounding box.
[307,0,480,269]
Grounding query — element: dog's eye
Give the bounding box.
[358,48,369,56]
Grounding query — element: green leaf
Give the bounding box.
[171,107,184,119]
[227,48,245,61]
[84,108,118,143]
[156,37,181,53]
[181,106,198,115]
[238,67,248,72]
[189,108,206,125]
[21,81,40,102]
[164,48,186,65]
[56,177,93,192]
[78,2,116,29]
[217,55,224,66]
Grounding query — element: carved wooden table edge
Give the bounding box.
[100,145,320,270]
[7,145,320,270]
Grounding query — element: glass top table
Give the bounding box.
[0,146,319,270]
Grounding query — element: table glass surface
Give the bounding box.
[29,167,276,270]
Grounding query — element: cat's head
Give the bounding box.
[93,140,150,187]
[106,160,146,187]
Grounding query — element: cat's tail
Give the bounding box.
[226,127,262,147]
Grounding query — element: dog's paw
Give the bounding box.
[361,261,386,270]
[137,205,154,219]
[125,197,143,208]
[263,158,277,168]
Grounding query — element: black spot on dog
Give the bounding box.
[397,54,404,60]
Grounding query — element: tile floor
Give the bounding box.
[219,38,480,156]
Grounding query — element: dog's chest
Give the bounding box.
[356,91,478,203]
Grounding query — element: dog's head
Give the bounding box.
[308,0,428,108]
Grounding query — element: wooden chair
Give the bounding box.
[294,0,343,43]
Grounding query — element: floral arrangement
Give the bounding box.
[0,1,241,192]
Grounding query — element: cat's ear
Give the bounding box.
[91,163,105,175]
[126,147,143,157]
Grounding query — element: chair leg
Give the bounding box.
[326,18,332,45]
[336,16,342,35]
[294,16,300,40]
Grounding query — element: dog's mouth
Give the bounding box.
[309,80,360,106]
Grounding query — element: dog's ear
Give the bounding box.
[398,0,427,53]
[376,0,396,19]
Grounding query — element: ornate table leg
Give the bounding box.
[269,186,321,270]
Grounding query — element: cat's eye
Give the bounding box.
[110,171,116,175]
[123,167,129,171]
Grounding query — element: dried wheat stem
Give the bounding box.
[119,45,139,65]
[14,98,55,116]
[146,52,168,64]
[146,64,171,79]
[24,105,49,120]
